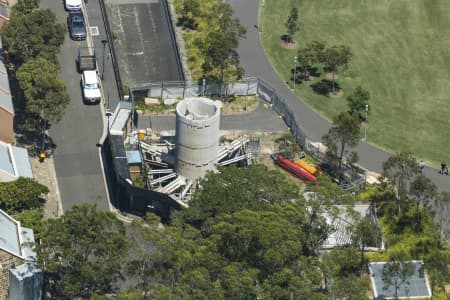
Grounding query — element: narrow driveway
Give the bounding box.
[41,0,109,211]
[228,0,450,192]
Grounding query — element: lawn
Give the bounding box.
[260,0,450,167]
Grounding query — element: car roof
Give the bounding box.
[84,70,98,83]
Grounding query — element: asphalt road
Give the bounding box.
[227,0,450,192]
[42,0,109,211]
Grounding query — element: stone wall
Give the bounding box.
[0,251,23,300]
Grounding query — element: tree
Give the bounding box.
[409,174,437,231]
[296,41,325,80]
[322,112,361,174]
[202,2,246,85]
[435,191,450,242]
[37,204,127,299]
[16,56,70,124]
[382,151,419,216]
[332,275,368,300]
[381,260,415,299]
[11,0,39,16]
[350,217,378,271]
[2,9,65,66]
[0,177,48,214]
[347,86,370,121]
[322,45,352,94]
[176,164,301,227]
[284,7,299,43]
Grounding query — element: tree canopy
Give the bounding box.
[347,86,370,121]
[0,177,48,214]
[322,45,352,93]
[2,8,65,66]
[284,7,299,43]
[322,111,361,174]
[38,204,128,299]
[16,56,70,123]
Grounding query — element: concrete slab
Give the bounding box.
[105,0,182,86]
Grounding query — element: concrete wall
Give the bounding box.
[175,97,220,179]
[0,107,13,143]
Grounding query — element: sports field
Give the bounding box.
[260,0,450,166]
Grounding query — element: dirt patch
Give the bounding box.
[280,41,299,50]
[325,72,338,80]
[329,90,344,98]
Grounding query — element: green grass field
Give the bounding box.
[260,0,450,167]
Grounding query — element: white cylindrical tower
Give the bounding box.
[175,97,220,179]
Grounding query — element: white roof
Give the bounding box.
[0,141,33,181]
[84,70,98,84]
[0,209,36,260]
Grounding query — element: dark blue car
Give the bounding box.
[67,11,87,41]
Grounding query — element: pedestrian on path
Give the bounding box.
[440,161,448,175]
[419,160,425,173]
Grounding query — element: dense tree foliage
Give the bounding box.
[2,8,65,66]
[16,57,70,123]
[38,204,127,299]
[0,177,48,214]
[322,111,361,174]
[296,40,325,80]
[172,0,246,82]
[347,86,370,121]
[176,164,301,226]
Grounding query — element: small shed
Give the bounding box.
[126,150,142,181]
[368,260,432,299]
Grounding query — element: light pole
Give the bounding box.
[101,39,108,80]
[202,77,206,96]
[260,0,265,33]
[363,104,369,141]
[292,56,298,91]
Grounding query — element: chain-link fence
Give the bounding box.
[131,77,258,99]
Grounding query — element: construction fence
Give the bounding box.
[130,77,258,100]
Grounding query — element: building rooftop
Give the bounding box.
[0,142,33,181]
[369,260,432,299]
[0,91,13,113]
[0,209,36,261]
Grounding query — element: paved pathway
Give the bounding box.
[228,0,450,192]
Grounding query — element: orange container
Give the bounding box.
[295,159,318,176]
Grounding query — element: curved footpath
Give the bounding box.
[228,0,450,192]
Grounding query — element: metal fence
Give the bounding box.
[131,77,258,99]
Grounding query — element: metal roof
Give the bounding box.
[369,261,432,299]
[126,150,142,164]
[0,209,21,257]
[10,145,33,179]
[0,92,13,113]
[0,61,9,93]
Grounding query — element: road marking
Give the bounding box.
[90,26,100,36]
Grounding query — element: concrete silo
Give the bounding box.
[175,97,220,180]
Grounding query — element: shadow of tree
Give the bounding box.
[10,72,57,157]
[311,79,340,96]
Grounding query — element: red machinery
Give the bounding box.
[276,154,316,182]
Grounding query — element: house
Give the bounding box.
[0,140,33,182]
[321,204,383,250]
[0,58,13,144]
[0,209,43,300]
[369,260,432,299]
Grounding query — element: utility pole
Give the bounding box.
[101,39,108,80]
[293,56,298,91]
[363,104,369,141]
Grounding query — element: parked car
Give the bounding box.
[81,70,101,104]
[67,11,86,41]
[65,0,82,11]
